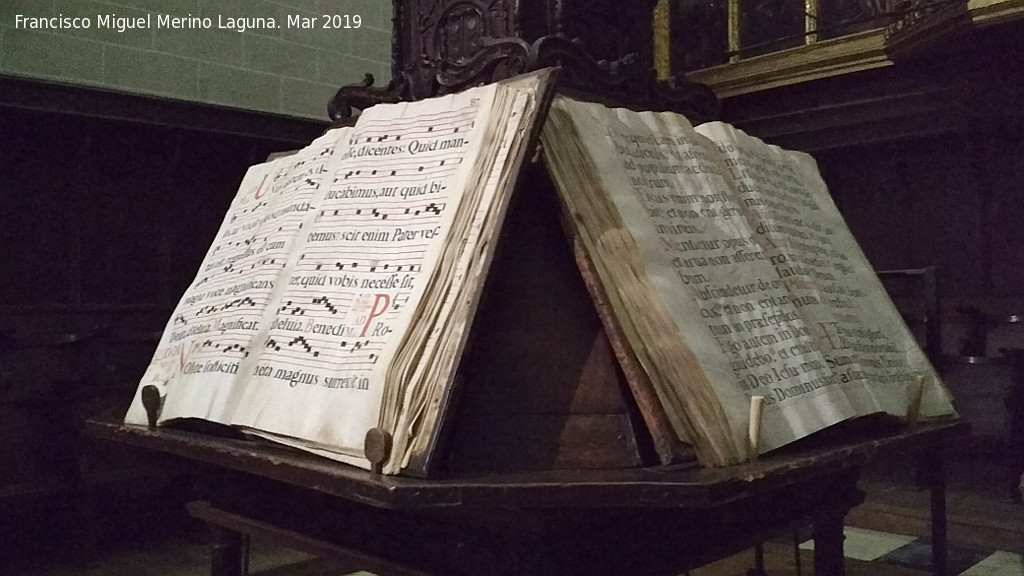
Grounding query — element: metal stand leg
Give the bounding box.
[210,524,248,576]
[812,513,845,576]
[746,542,767,575]
[793,530,803,576]
[919,450,948,576]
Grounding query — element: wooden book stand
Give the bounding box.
[87,159,967,576]
[86,2,968,574]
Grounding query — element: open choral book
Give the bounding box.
[125,70,956,474]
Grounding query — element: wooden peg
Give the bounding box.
[141,384,163,428]
[905,374,925,426]
[531,141,544,163]
[747,396,765,463]
[364,427,393,475]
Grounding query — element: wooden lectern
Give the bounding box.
[88,2,967,575]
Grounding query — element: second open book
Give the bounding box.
[124,71,956,474]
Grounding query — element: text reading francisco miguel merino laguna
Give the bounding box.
[13,13,362,33]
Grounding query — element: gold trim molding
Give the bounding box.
[654,0,671,79]
[970,0,1024,24]
[687,29,890,98]
[677,0,1024,99]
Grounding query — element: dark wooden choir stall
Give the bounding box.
[88,1,967,575]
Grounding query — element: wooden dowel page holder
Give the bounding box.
[906,374,925,426]
[747,395,765,464]
[364,427,393,476]
[142,384,162,428]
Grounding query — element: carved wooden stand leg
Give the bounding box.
[918,449,948,576]
[813,513,846,576]
[746,543,767,576]
[210,524,248,576]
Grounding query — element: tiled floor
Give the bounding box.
[13,525,1021,576]
[806,526,918,561]
[962,552,1024,576]
[801,526,1023,576]
[16,536,315,576]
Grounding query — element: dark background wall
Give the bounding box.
[0,1,391,566]
[0,0,392,120]
[0,79,327,568]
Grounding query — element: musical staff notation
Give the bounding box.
[315,202,446,222]
[238,201,270,215]
[147,101,499,388]
[340,339,371,352]
[265,335,320,358]
[200,339,248,354]
[312,296,340,314]
[223,296,257,310]
[391,294,411,312]
[277,295,346,316]
[194,296,259,316]
[336,157,461,182]
[214,234,265,249]
[309,259,423,273]
[258,334,384,367]
[292,243,428,280]
[223,262,279,276]
[348,107,478,145]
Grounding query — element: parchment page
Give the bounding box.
[544,98,857,464]
[225,87,498,464]
[695,122,956,419]
[124,130,348,426]
[387,86,537,473]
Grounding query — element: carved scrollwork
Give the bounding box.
[883,0,968,61]
[433,2,488,63]
[327,0,720,123]
[532,35,639,95]
[436,37,533,89]
[648,74,721,125]
[327,73,405,123]
[532,35,720,122]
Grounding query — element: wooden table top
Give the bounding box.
[85,417,967,511]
